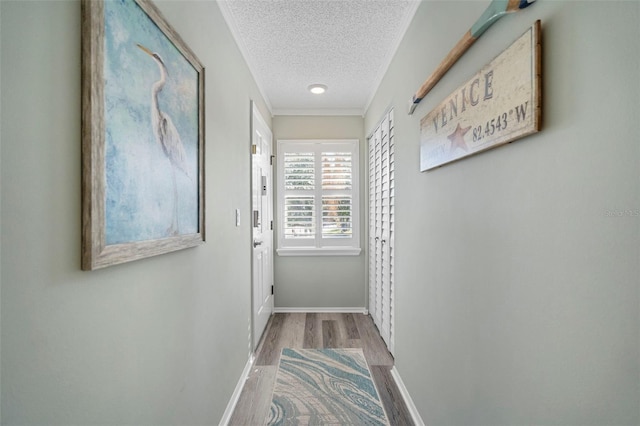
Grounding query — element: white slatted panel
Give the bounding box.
[283,152,315,239]
[321,152,353,239]
[368,131,377,320]
[388,110,395,353]
[368,109,395,354]
[374,125,383,326]
[380,115,391,342]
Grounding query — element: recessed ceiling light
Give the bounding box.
[308,84,327,95]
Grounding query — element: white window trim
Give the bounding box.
[276,139,361,257]
[277,247,361,257]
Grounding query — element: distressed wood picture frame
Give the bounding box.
[81,0,205,270]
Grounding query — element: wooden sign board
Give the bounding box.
[420,20,541,171]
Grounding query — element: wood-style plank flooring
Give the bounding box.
[229,313,414,425]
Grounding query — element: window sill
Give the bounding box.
[276,247,361,257]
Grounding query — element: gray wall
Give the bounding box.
[0,2,2,422]
[272,115,366,308]
[1,1,269,424]
[365,1,639,425]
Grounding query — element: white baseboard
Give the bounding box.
[219,354,255,426]
[273,307,368,314]
[390,366,426,426]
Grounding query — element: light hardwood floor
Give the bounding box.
[229,312,414,425]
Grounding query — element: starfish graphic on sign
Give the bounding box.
[447,123,471,154]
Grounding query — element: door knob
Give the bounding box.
[253,240,263,248]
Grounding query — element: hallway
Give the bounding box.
[229,313,414,425]
[2,2,638,424]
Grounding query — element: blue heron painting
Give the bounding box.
[103,0,199,245]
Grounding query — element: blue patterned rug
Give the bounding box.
[266,348,389,425]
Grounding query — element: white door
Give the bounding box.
[251,103,274,350]
[369,125,382,327]
[368,109,395,354]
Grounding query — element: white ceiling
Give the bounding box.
[217,0,420,116]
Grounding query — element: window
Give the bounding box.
[277,140,360,256]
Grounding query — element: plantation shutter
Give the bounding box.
[322,151,353,239]
[277,140,360,255]
[283,152,315,240]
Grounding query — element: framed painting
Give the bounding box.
[81,0,205,270]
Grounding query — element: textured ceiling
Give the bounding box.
[218,0,420,115]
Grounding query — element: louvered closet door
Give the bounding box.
[368,109,395,354]
[374,125,383,328]
[368,128,379,326]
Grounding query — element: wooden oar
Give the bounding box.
[408,0,536,115]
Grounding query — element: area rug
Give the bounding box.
[266,348,389,426]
